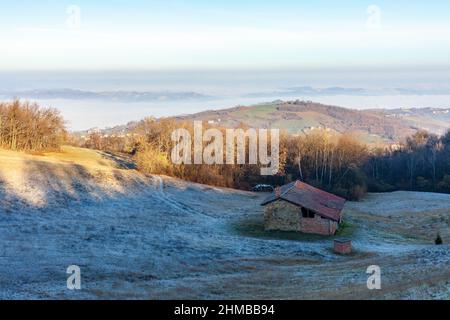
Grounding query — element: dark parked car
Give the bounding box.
[251,184,274,192]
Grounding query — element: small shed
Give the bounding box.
[261,180,346,236]
[334,238,352,254]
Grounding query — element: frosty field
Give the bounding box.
[0,147,449,299]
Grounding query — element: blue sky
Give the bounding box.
[1,0,450,70]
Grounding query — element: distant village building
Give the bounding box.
[261,181,346,236]
[87,127,101,135]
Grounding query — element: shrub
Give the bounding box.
[435,233,443,245]
[367,179,396,193]
[134,145,172,175]
[332,166,368,200]
[437,175,450,193]
[416,176,432,191]
[348,184,367,201]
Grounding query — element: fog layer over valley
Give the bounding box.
[2,70,450,130]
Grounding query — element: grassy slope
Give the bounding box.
[0,146,147,208]
[245,104,397,145]
[0,146,123,171]
[0,146,449,299]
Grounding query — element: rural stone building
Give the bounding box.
[261,180,346,236]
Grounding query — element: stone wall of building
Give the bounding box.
[264,201,302,232]
[264,200,338,236]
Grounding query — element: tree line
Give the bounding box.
[0,100,66,152]
[76,117,450,200]
[4,99,448,200]
[364,130,450,194]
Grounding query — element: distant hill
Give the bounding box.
[368,107,450,137]
[244,86,450,98]
[77,100,450,144]
[176,100,439,144]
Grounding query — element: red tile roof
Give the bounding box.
[261,180,346,221]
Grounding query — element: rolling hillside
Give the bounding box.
[369,107,450,136]
[75,100,450,145]
[0,146,449,299]
[176,101,450,144]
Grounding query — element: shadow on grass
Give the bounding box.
[229,215,356,242]
[100,151,136,170]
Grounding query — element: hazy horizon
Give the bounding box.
[1,69,450,130]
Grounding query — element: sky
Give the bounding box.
[1,0,450,70]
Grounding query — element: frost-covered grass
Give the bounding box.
[345,192,450,243]
[0,146,449,299]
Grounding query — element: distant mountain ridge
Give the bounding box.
[0,88,214,102]
[244,86,450,98]
[2,85,448,103]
